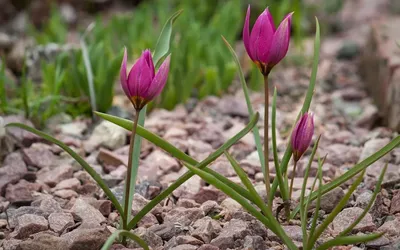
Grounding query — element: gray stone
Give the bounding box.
[53,178,81,191]
[243,235,266,250]
[149,223,185,241]
[36,165,73,187]
[2,239,22,250]
[131,227,163,248]
[198,244,220,250]
[311,187,345,213]
[9,206,46,229]
[14,214,48,239]
[0,152,27,194]
[170,245,198,250]
[211,219,251,249]
[84,121,127,152]
[54,189,78,199]
[268,225,302,242]
[164,207,204,227]
[131,193,162,216]
[17,232,66,250]
[70,198,105,228]
[22,143,57,168]
[145,150,180,174]
[378,217,400,236]
[390,190,400,214]
[355,191,374,209]
[48,212,74,234]
[38,198,63,215]
[5,179,41,204]
[61,227,110,250]
[332,207,376,233]
[192,217,222,244]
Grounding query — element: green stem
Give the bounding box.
[289,160,297,199]
[122,110,140,244]
[263,75,271,207]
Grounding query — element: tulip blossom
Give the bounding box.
[291,112,314,162]
[120,48,170,110]
[243,6,292,75]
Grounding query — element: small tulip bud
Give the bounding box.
[291,113,314,162]
[243,5,292,75]
[120,48,170,110]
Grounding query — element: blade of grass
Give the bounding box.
[5,123,125,220]
[127,113,260,230]
[221,36,265,176]
[101,230,149,250]
[315,233,385,250]
[153,9,183,67]
[270,18,321,204]
[339,163,387,237]
[224,151,270,215]
[299,135,321,247]
[307,170,366,248]
[80,37,97,117]
[292,135,400,218]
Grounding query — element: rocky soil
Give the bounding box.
[1,0,400,250]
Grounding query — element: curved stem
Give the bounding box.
[122,110,140,244]
[263,75,271,207]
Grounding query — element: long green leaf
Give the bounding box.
[292,135,400,218]
[339,163,387,237]
[308,170,366,248]
[224,151,270,216]
[126,113,260,229]
[80,38,97,117]
[315,233,384,250]
[270,18,321,204]
[5,123,124,220]
[221,36,265,175]
[153,9,183,67]
[101,230,149,250]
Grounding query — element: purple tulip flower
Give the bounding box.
[243,6,292,75]
[120,48,170,110]
[291,112,314,162]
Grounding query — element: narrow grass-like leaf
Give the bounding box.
[308,170,366,248]
[0,57,8,113]
[271,87,289,203]
[308,155,326,246]
[80,38,97,116]
[222,36,265,174]
[292,135,400,217]
[126,113,260,229]
[153,9,183,67]
[5,123,125,219]
[299,135,321,246]
[183,162,256,204]
[339,163,387,237]
[224,151,269,215]
[316,233,385,250]
[183,162,298,250]
[270,18,321,203]
[101,230,149,250]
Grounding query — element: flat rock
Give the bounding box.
[5,179,41,204]
[14,214,48,239]
[17,232,66,250]
[61,227,110,250]
[149,223,185,241]
[36,165,73,187]
[211,219,251,249]
[217,96,248,117]
[0,152,27,194]
[70,198,105,228]
[378,217,400,236]
[145,150,180,174]
[311,187,345,213]
[131,193,162,216]
[332,207,376,234]
[48,212,74,234]
[84,121,127,152]
[131,227,163,248]
[53,178,81,191]
[54,189,78,199]
[22,143,57,168]
[3,115,38,146]
[38,198,63,215]
[243,235,266,250]
[191,217,222,244]
[164,207,204,227]
[390,190,400,214]
[268,225,302,242]
[9,206,46,229]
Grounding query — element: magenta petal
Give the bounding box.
[266,8,276,32]
[291,112,314,161]
[265,13,292,65]
[144,55,170,100]
[250,8,275,62]
[243,5,254,61]
[120,47,130,97]
[127,51,152,97]
[143,49,155,79]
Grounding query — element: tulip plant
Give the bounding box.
[4,5,400,250]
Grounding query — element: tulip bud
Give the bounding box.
[291,113,314,162]
[243,6,292,75]
[120,48,170,110]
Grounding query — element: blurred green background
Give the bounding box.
[0,0,342,127]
